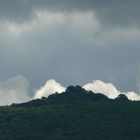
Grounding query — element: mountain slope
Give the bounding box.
[0,86,139,140]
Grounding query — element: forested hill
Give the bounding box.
[0,86,140,140]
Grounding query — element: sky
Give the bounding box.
[0,0,140,105]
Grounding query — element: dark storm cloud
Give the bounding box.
[0,0,140,104]
[0,19,139,92]
[0,0,140,26]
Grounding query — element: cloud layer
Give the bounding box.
[34,79,66,99]
[0,75,30,105]
[34,79,140,101]
[0,0,140,27]
[83,80,140,101]
[0,1,140,101]
[0,75,140,106]
[0,10,139,93]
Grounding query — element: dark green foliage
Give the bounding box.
[0,86,140,140]
[115,94,129,101]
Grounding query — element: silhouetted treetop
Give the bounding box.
[65,85,86,94]
[115,94,129,101]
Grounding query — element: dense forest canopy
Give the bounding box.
[0,86,140,140]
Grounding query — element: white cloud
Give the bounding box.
[34,79,140,101]
[83,80,140,101]
[124,92,140,101]
[34,79,66,99]
[83,80,120,99]
[0,75,30,106]
[0,77,140,106]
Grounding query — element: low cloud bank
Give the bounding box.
[0,76,140,106]
[83,80,119,99]
[34,79,66,99]
[83,80,140,101]
[35,80,140,101]
[0,75,30,106]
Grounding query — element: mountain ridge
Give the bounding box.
[0,86,139,140]
[11,85,129,108]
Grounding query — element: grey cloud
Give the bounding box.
[0,21,139,92]
[0,3,139,94]
[0,75,30,105]
[0,0,140,27]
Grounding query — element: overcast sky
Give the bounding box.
[0,0,140,105]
